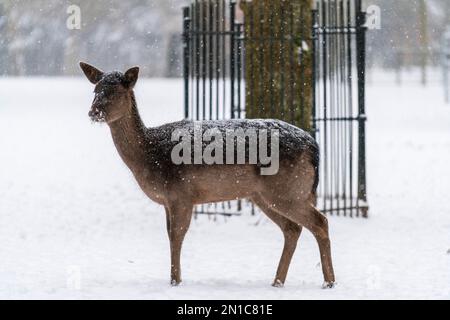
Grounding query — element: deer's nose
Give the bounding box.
[89,108,102,118]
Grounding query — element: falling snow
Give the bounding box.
[0,71,449,299]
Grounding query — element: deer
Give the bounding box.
[79,62,336,289]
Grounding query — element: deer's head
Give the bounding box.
[80,62,139,123]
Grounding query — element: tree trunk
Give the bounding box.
[418,0,428,86]
[240,0,313,131]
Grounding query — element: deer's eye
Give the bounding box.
[103,86,117,96]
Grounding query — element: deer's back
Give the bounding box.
[146,118,318,165]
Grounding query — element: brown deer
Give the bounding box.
[80,62,335,288]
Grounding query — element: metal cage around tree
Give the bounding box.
[182,0,368,218]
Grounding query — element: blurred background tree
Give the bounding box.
[0,3,8,75]
[0,0,188,77]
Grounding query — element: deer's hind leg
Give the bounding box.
[252,194,302,287]
[258,192,336,288]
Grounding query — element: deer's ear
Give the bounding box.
[79,62,104,84]
[123,66,139,89]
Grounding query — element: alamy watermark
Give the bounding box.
[171,122,280,175]
[67,5,81,30]
[365,5,381,30]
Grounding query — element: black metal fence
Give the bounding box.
[182,0,368,217]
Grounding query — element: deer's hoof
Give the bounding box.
[171,279,182,287]
[272,280,284,288]
[322,281,336,289]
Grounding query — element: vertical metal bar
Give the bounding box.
[249,2,255,118]
[237,22,243,118]
[312,9,318,139]
[356,0,368,217]
[190,3,195,121]
[191,2,198,217]
[321,0,329,214]
[334,0,339,215]
[317,0,324,211]
[222,1,227,212]
[215,0,220,120]
[202,1,207,120]
[195,0,200,120]
[342,0,348,216]
[183,7,191,120]
[248,2,257,117]
[214,0,219,212]
[339,0,344,215]
[334,0,340,216]
[209,0,214,120]
[328,0,335,215]
[230,0,236,119]
[347,0,354,217]
[222,0,226,120]
[338,0,345,215]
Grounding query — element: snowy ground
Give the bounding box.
[0,73,449,300]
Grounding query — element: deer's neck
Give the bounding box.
[108,94,148,171]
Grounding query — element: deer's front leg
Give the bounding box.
[166,201,193,286]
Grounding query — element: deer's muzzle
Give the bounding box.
[89,107,106,123]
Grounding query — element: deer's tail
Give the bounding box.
[309,140,320,200]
